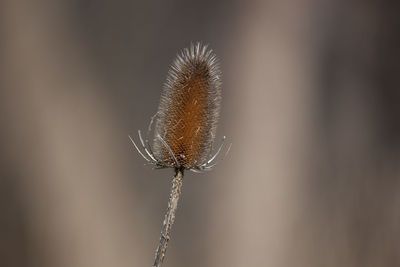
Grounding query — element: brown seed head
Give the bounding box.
[153,43,222,169]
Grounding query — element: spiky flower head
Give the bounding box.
[129,42,228,172]
[153,43,222,169]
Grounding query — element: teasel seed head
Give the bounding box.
[129,42,229,172]
[153,42,222,169]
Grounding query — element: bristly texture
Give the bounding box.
[153,42,222,169]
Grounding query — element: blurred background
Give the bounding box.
[1,0,399,266]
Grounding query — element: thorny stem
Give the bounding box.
[153,168,184,267]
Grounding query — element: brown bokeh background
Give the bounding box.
[1,1,399,266]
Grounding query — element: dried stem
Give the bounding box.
[153,168,184,267]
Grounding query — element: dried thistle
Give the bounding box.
[129,42,230,267]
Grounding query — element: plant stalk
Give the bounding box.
[153,168,184,267]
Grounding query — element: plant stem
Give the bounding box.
[153,168,184,267]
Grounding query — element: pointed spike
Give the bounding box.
[207,136,226,164]
[129,135,150,162]
[157,134,180,167]
[138,130,157,162]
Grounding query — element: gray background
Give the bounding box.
[1,0,399,266]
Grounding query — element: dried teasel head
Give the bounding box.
[129,42,230,172]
